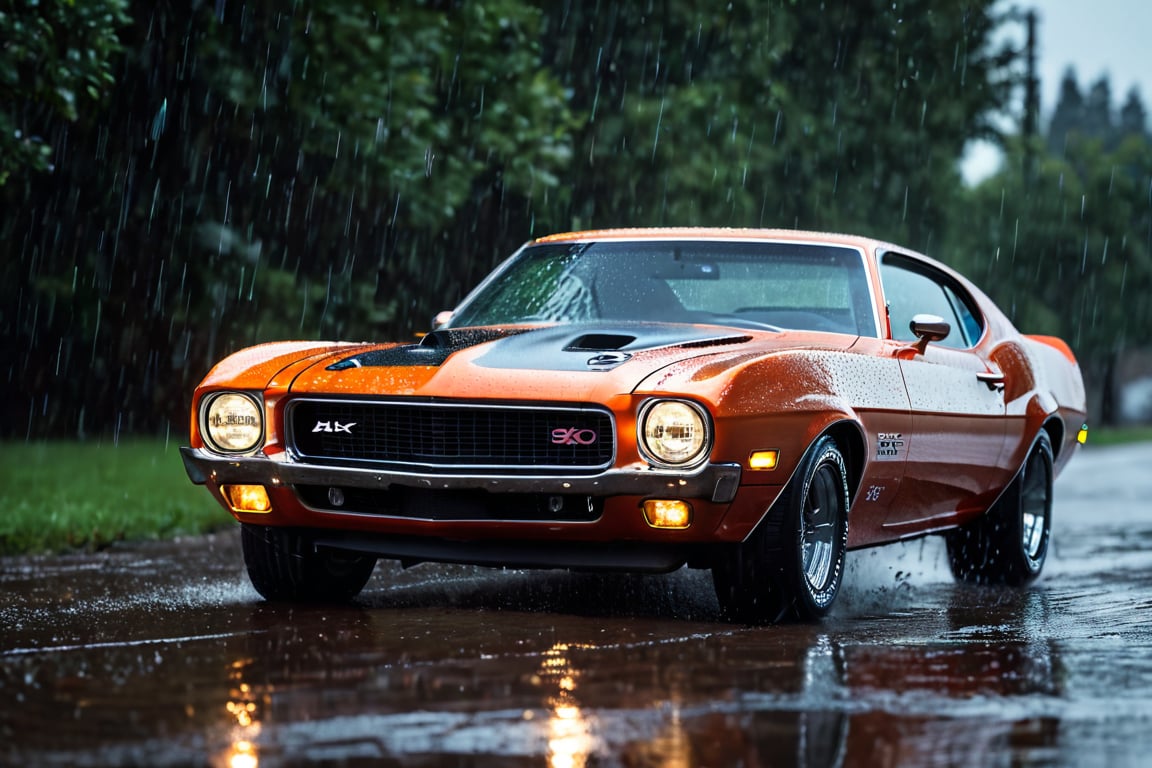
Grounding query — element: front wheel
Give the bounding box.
[240,524,377,602]
[713,436,850,623]
[945,431,1053,586]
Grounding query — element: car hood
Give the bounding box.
[280,323,858,402]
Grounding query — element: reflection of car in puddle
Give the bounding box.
[818,639,1061,766]
[736,592,1063,766]
[211,598,1063,766]
[829,594,1064,765]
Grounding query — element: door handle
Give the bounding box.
[976,371,1006,392]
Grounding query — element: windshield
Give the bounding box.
[447,240,878,336]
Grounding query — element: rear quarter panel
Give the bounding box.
[1019,334,1087,473]
[972,278,1085,478]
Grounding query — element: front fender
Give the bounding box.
[197,341,368,391]
[709,350,904,484]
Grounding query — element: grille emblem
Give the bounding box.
[551,427,597,445]
[313,420,355,434]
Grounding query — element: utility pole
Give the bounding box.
[1021,8,1039,186]
[1022,9,1038,140]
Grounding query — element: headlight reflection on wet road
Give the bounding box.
[223,658,261,768]
[538,643,595,768]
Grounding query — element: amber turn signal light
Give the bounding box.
[222,484,272,513]
[1077,424,1089,444]
[642,499,692,529]
[748,450,779,470]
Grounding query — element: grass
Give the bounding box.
[0,439,233,556]
[1084,425,1152,446]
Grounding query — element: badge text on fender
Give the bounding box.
[876,432,905,459]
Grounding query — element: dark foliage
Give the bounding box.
[6,1,1143,436]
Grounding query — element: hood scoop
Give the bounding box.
[326,327,526,370]
[565,333,637,351]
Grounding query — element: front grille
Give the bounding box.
[287,399,615,473]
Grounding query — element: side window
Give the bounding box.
[880,254,984,349]
[943,283,984,345]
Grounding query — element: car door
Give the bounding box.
[878,252,1011,534]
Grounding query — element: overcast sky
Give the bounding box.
[1034,0,1150,114]
[963,0,1152,182]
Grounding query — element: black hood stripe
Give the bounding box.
[326,328,526,370]
[326,324,751,372]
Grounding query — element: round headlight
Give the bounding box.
[204,393,264,454]
[640,400,710,467]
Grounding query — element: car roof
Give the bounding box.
[521,227,1002,340]
[531,227,892,252]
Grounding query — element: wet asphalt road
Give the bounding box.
[2,443,1151,767]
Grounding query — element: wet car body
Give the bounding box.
[181,228,1087,622]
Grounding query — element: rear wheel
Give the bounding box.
[945,431,1053,586]
[713,436,850,623]
[240,524,377,602]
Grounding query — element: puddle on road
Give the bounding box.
[6,592,1150,767]
[4,490,1152,767]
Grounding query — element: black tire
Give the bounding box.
[945,431,1053,586]
[713,436,850,623]
[240,524,377,602]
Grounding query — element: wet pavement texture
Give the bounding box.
[3,443,1151,767]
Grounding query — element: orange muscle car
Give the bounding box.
[181,229,1087,623]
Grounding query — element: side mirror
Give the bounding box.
[432,310,453,329]
[909,313,950,353]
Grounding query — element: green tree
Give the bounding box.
[956,133,1152,423]
[0,0,1026,439]
[0,0,129,185]
[540,0,1013,250]
[1047,70,1148,153]
[1047,68,1083,156]
[175,1,577,351]
[1,1,575,437]
[1118,87,1149,143]
[1081,77,1115,146]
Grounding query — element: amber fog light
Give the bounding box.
[222,485,271,514]
[643,499,692,529]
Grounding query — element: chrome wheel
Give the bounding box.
[712,435,849,623]
[802,464,841,592]
[1020,444,1053,563]
[945,431,1054,586]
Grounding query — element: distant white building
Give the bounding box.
[1118,349,1152,424]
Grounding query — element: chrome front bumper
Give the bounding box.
[180,447,743,504]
